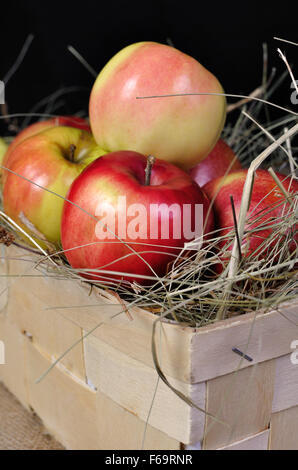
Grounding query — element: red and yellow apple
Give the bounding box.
[0,137,8,168]
[3,126,106,247]
[2,116,91,183]
[203,169,298,264]
[61,150,214,285]
[89,41,226,170]
[189,139,242,188]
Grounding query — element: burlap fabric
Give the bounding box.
[0,382,64,450]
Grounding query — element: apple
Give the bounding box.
[3,126,106,247]
[203,169,298,265]
[0,137,8,168]
[189,139,242,188]
[61,150,214,285]
[0,137,9,187]
[2,116,91,183]
[89,41,226,170]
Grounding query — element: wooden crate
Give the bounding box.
[0,245,297,450]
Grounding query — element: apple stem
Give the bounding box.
[69,144,76,162]
[145,155,155,186]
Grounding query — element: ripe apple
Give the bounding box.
[61,150,214,285]
[203,169,298,264]
[0,137,8,167]
[3,126,106,247]
[2,116,91,182]
[89,41,226,170]
[189,139,242,188]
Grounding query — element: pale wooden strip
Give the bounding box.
[25,340,100,450]
[96,390,180,450]
[203,360,275,450]
[272,354,298,412]
[190,302,298,383]
[7,279,86,381]
[269,406,298,450]
[84,332,206,444]
[0,315,29,409]
[185,430,270,450]
[217,429,269,450]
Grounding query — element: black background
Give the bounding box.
[0,0,297,133]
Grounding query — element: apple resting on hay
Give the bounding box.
[203,169,298,266]
[61,151,214,285]
[3,126,106,247]
[89,41,227,170]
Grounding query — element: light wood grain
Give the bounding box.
[217,429,270,450]
[269,406,298,450]
[190,302,298,382]
[203,360,275,450]
[272,354,298,412]
[84,331,206,444]
[26,340,100,450]
[7,276,86,381]
[95,390,181,450]
[0,315,28,409]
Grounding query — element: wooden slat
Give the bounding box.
[269,406,298,450]
[217,429,269,450]
[0,315,28,409]
[95,389,180,450]
[84,331,206,444]
[203,360,275,450]
[272,354,298,413]
[190,302,298,382]
[25,340,100,450]
[7,278,86,381]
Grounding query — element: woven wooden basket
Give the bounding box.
[0,245,297,450]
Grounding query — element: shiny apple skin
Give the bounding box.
[2,116,91,183]
[61,150,214,285]
[0,138,8,167]
[89,41,226,170]
[203,169,298,264]
[189,139,242,188]
[3,126,106,247]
